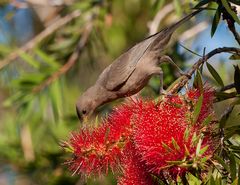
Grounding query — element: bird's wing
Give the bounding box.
[104,35,157,91]
[104,9,202,91]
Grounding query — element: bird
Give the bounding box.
[76,9,202,120]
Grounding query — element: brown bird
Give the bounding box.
[76,9,201,120]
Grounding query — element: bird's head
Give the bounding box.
[76,86,99,121]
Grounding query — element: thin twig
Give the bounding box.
[179,21,208,42]
[223,7,240,45]
[219,83,235,91]
[227,22,240,45]
[168,47,240,94]
[32,19,93,93]
[0,10,81,70]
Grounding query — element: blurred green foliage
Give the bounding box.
[0,0,240,184]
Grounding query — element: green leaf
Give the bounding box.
[219,106,233,128]
[0,44,12,55]
[12,73,46,87]
[34,48,60,69]
[206,62,224,87]
[50,80,63,121]
[199,145,209,155]
[193,70,203,93]
[229,54,240,60]
[216,91,237,101]
[229,0,240,5]
[48,36,78,51]
[186,173,202,185]
[194,0,211,8]
[193,94,203,124]
[229,152,237,181]
[184,127,190,141]
[172,137,180,151]
[202,114,213,125]
[19,52,40,69]
[173,0,182,15]
[231,178,239,185]
[196,135,203,156]
[214,155,230,173]
[209,176,215,185]
[184,144,190,156]
[211,6,221,37]
[162,142,174,153]
[3,92,23,107]
[220,0,240,24]
[233,65,240,94]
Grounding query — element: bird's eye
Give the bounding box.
[82,110,87,114]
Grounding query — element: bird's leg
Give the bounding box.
[159,69,166,95]
[160,55,191,78]
[151,67,167,95]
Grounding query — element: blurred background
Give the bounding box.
[0,0,239,184]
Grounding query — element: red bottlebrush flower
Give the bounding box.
[133,87,216,179]
[66,102,135,176]
[63,86,217,183]
[118,141,156,185]
[187,86,215,123]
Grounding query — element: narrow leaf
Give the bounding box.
[19,52,40,69]
[233,65,240,94]
[229,0,240,5]
[194,0,211,8]
[34,48,60,69]
[193,70,203,93]
[231,178,239,185]
[206,62,224,87]
[50,80,63,121]
[162,142,174,153]
[216,92,237,101]
[172,137,180,151]
[193,94,203,124]
[184,144,190,156]
[211,6,221,37]
[229,54,240,60]
[202,114,213,125]
[229,152,237,181]
[214,155,230,173]
[221,0,240,24]
[200,145,209,155]
[209,176,215,185]
[196,135,203,156]
[219,106,233,128]
[184,127,190,141]
[173,0,182,15]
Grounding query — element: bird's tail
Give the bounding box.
[166,9,203,34]
[149,9,203,51]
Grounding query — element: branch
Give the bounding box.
[219,83,235,92]
[222,6,240,45]
[0,10,81,70]
[32,19,93,93]
[179,21,208,42]
[227,22,240,45]
[168,47,240,94]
